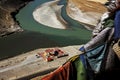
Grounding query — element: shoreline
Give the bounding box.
[0,0,32,37]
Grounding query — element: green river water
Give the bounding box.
[0,0,92,59]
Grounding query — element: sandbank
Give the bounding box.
[33,0,68,29]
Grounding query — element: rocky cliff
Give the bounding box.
[0,0,33,36]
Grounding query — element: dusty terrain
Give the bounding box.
[66,0,108,27]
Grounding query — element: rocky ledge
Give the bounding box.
[0,0,33,37]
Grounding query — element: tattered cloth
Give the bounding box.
[41,55,87,80]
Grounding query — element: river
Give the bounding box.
[0,0,91,60]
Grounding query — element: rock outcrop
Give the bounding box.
[0,0,33,36]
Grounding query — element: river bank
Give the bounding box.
[0,0,33,37]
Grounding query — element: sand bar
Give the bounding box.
[33,0,68,29]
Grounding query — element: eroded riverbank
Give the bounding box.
[0,0,33,37]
